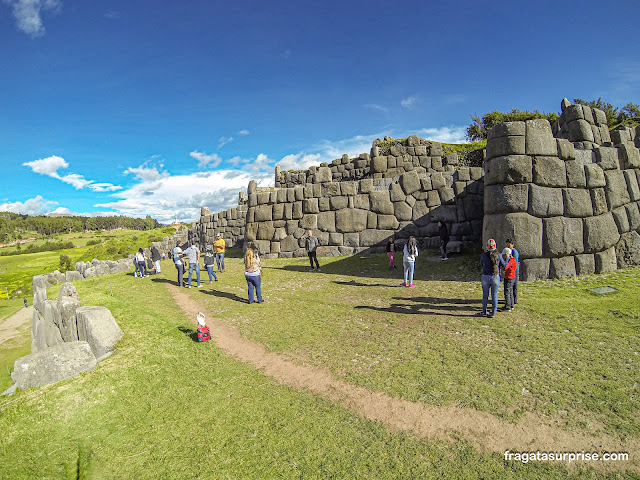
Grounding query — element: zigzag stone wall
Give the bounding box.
[483,100,640,280]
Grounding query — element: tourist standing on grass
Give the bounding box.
[439,221,449,261]
[504,238,520,306]
[244,247,263,304]
[386,236,396,269]
[183,242,202,288]
[203,245,218,283]
[214,234,226,272]
[501,247,517,312]
[480,239,501,318]
[402,236,419,288]
[150,244,161,274]
[172,242,185,287]
[305,230,321,272]
[133,256,139,277]
[135,248,147,278]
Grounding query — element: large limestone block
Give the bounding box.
[486,136,525,160]
[371,156,388,173]
[272,203,285,221]
[315,166,332,183]
[369,191,394,214]
[328,232,343,245]
[585,164,606,188]
[595,247,617,273]
[257,222,276,241]
[624,170,640,201]
[292,202,303,219]
[564,104,584,122]
[299,214,318,230]
[254,204,273,222]
[412,200,430,225]
[543,217,584,256]
[612,207,630,234]
[329,196,348,210]
[343,233,359,247]
[618,144,640,169]
[604,170,631,210]
[565,161,587,188]
[463,195,485,221]
[430,205,458,224]
[399,171,421,195]
[528,185,564,217]
[550,256,576,279]
[575,254,595,275]
[488,121,526,140]
[526,119,557,156]
[520,258,550,281]
[12,341,97,390]
[438,187,455,205]
[359,229,395,247]
[567,119,595,143]
[393,201,413,221]
[57,284,81,342]
[367,211,377,229]
[280,235,299,252]
[483,213,543,259]
[533,157,567,187]
[377,214,400,230]
[562,188,593,217]
[625,202,640,230]
[317,211,336,232]
[257,192,271,205]
[484,156,533,186]
[615,231,640,268]
[76,306,124,359]
[583,213,621,253]
[303,198,319,214]
[591,189,608,216]
[594,147,620,170]
[557,138,576,160]
[484,184,528,214]
[335,209,368,233]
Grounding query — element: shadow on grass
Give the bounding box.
[177,326,199,342]
[333,280,404,288]
[200,289,247,303]
[354,295,482,317]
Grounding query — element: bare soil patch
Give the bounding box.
[0,306,32,346]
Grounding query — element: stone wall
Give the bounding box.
[193,192,248,249]
[246,166,484,258]
[483,99,640,280]
[275,135,458,188]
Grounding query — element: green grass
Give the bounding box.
[0,321,30,392]
[0,269,623,479]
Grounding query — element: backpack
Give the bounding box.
[197,326,211,342]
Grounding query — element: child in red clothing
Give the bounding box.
[501,247,517,312]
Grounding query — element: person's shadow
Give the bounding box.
[200,289,247,303]
[177,326,199,342]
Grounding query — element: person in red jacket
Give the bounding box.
[501,247,517,312]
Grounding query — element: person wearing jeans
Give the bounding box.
[402,236,419,288]
[203,245,218,283]
[172,242,184,287]
[214,234,226,272]
[480,239,501,318]
[244,247,263,303]
[183,242,201,288]
[151,244,162,274]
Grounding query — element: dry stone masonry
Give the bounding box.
[483,99,640,280]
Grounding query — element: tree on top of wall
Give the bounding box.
[573,98,640,130]
[465,109,558,141]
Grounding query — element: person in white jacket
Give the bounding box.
[402,236,419,288]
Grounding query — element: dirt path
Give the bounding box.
[168,284,638,473]
[0,306,32,346]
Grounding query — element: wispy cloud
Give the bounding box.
[189,151,222,169]
[218,136,234,149]
[416,126,467,143]
[608,59,640,101]
[3,0,61,37]
[281,49,291,60]
[401,95,418,109]
[237,129,250,136]
[0,195,58,215]
[23,155,122,191]
[363,104,389,113]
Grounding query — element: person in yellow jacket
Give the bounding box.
[214,233,226,272]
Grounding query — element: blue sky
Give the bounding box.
[1,0,639,223]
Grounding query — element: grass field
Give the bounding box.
[0,253,638,478]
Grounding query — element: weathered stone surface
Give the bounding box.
[520,258,550,281]
[303,198,319,214]
[543,217,583,256]
[556,138,576,160]
[342,233,359,248]
[595,247,617,273]
[280,235,298,252]
[591,188,608,216]
[315,166,332,183]
[488,121,525,140]
[563,188,593,217]
[484,184,529,214]
[257,192,270,205]
[299,214,318,230]
[533,156,566,187]
[257,222,275,241]
[316,246,341,256]
[399,171,421,195]
[430,205,458,224]
[335,209,368,233]
[594,146,620,170]
[612,206,630,234]
[317,211,336,232]
[12,341,97,390]
[254,204,273,222]
[292,202,303,219]
[57,284,81,343]
[369,191,394,214]
[626,202,640,230]
[526,119,557,156]
[567,119,595,143]
[564,161,586,188]
[340,182,357,196]
[564,104,584,122]
[371,156,388,173]
[389,183,405,202]
[615,231,640,268]
[604,170,631,210]
[575,254,595,275]
[253,240,271,255]
[583,213,621,252]
[484,155,533,185]
[359,229,394,247]
[624,170,640,201]
[377,214,399,230]
[412,200,430,224]
[438,187,455,205]
[329,196,348,210]
[486,135,526,160]
[550,256,576,279]
[528,184,564,217]
[393,202,413,221]
[76,306,124,359]
[483,212,543,258]
[328,232,343,245]
[618,144,640,169]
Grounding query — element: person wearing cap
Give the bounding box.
[203,244,218,283]
[479,239,501,318]
[501,247,517,312]
[214,234,226,272]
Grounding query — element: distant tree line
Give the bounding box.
[466,98,640,141]
[0,212,159,243]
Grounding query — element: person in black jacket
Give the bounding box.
[150,244,162,273]
[305,230,321,271]
[438,221,449,261]
[386,236,396,269]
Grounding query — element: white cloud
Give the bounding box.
[363,104,389,113]
[238,129,250,136]
[189,151,222,169]
[3,0,61,37]
[401,95,418,109]
[123,164,169,182]
[218,136,234,149]
[276,153,322,171]
[24,154,123,191]
[416,126,467,144]
[0,195,58,215]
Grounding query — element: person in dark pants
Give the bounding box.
[501,247,517,312]
[305,230,321,272]
[172,242,185,287]
[244,247,263,303]
[150,244,162,274]
[438,221,449,260]
[505,238,520,306]
[135,248,147,277]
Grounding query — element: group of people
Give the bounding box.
[133,244,162,278]
[171,234,226,288]
[479,237,519,318]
